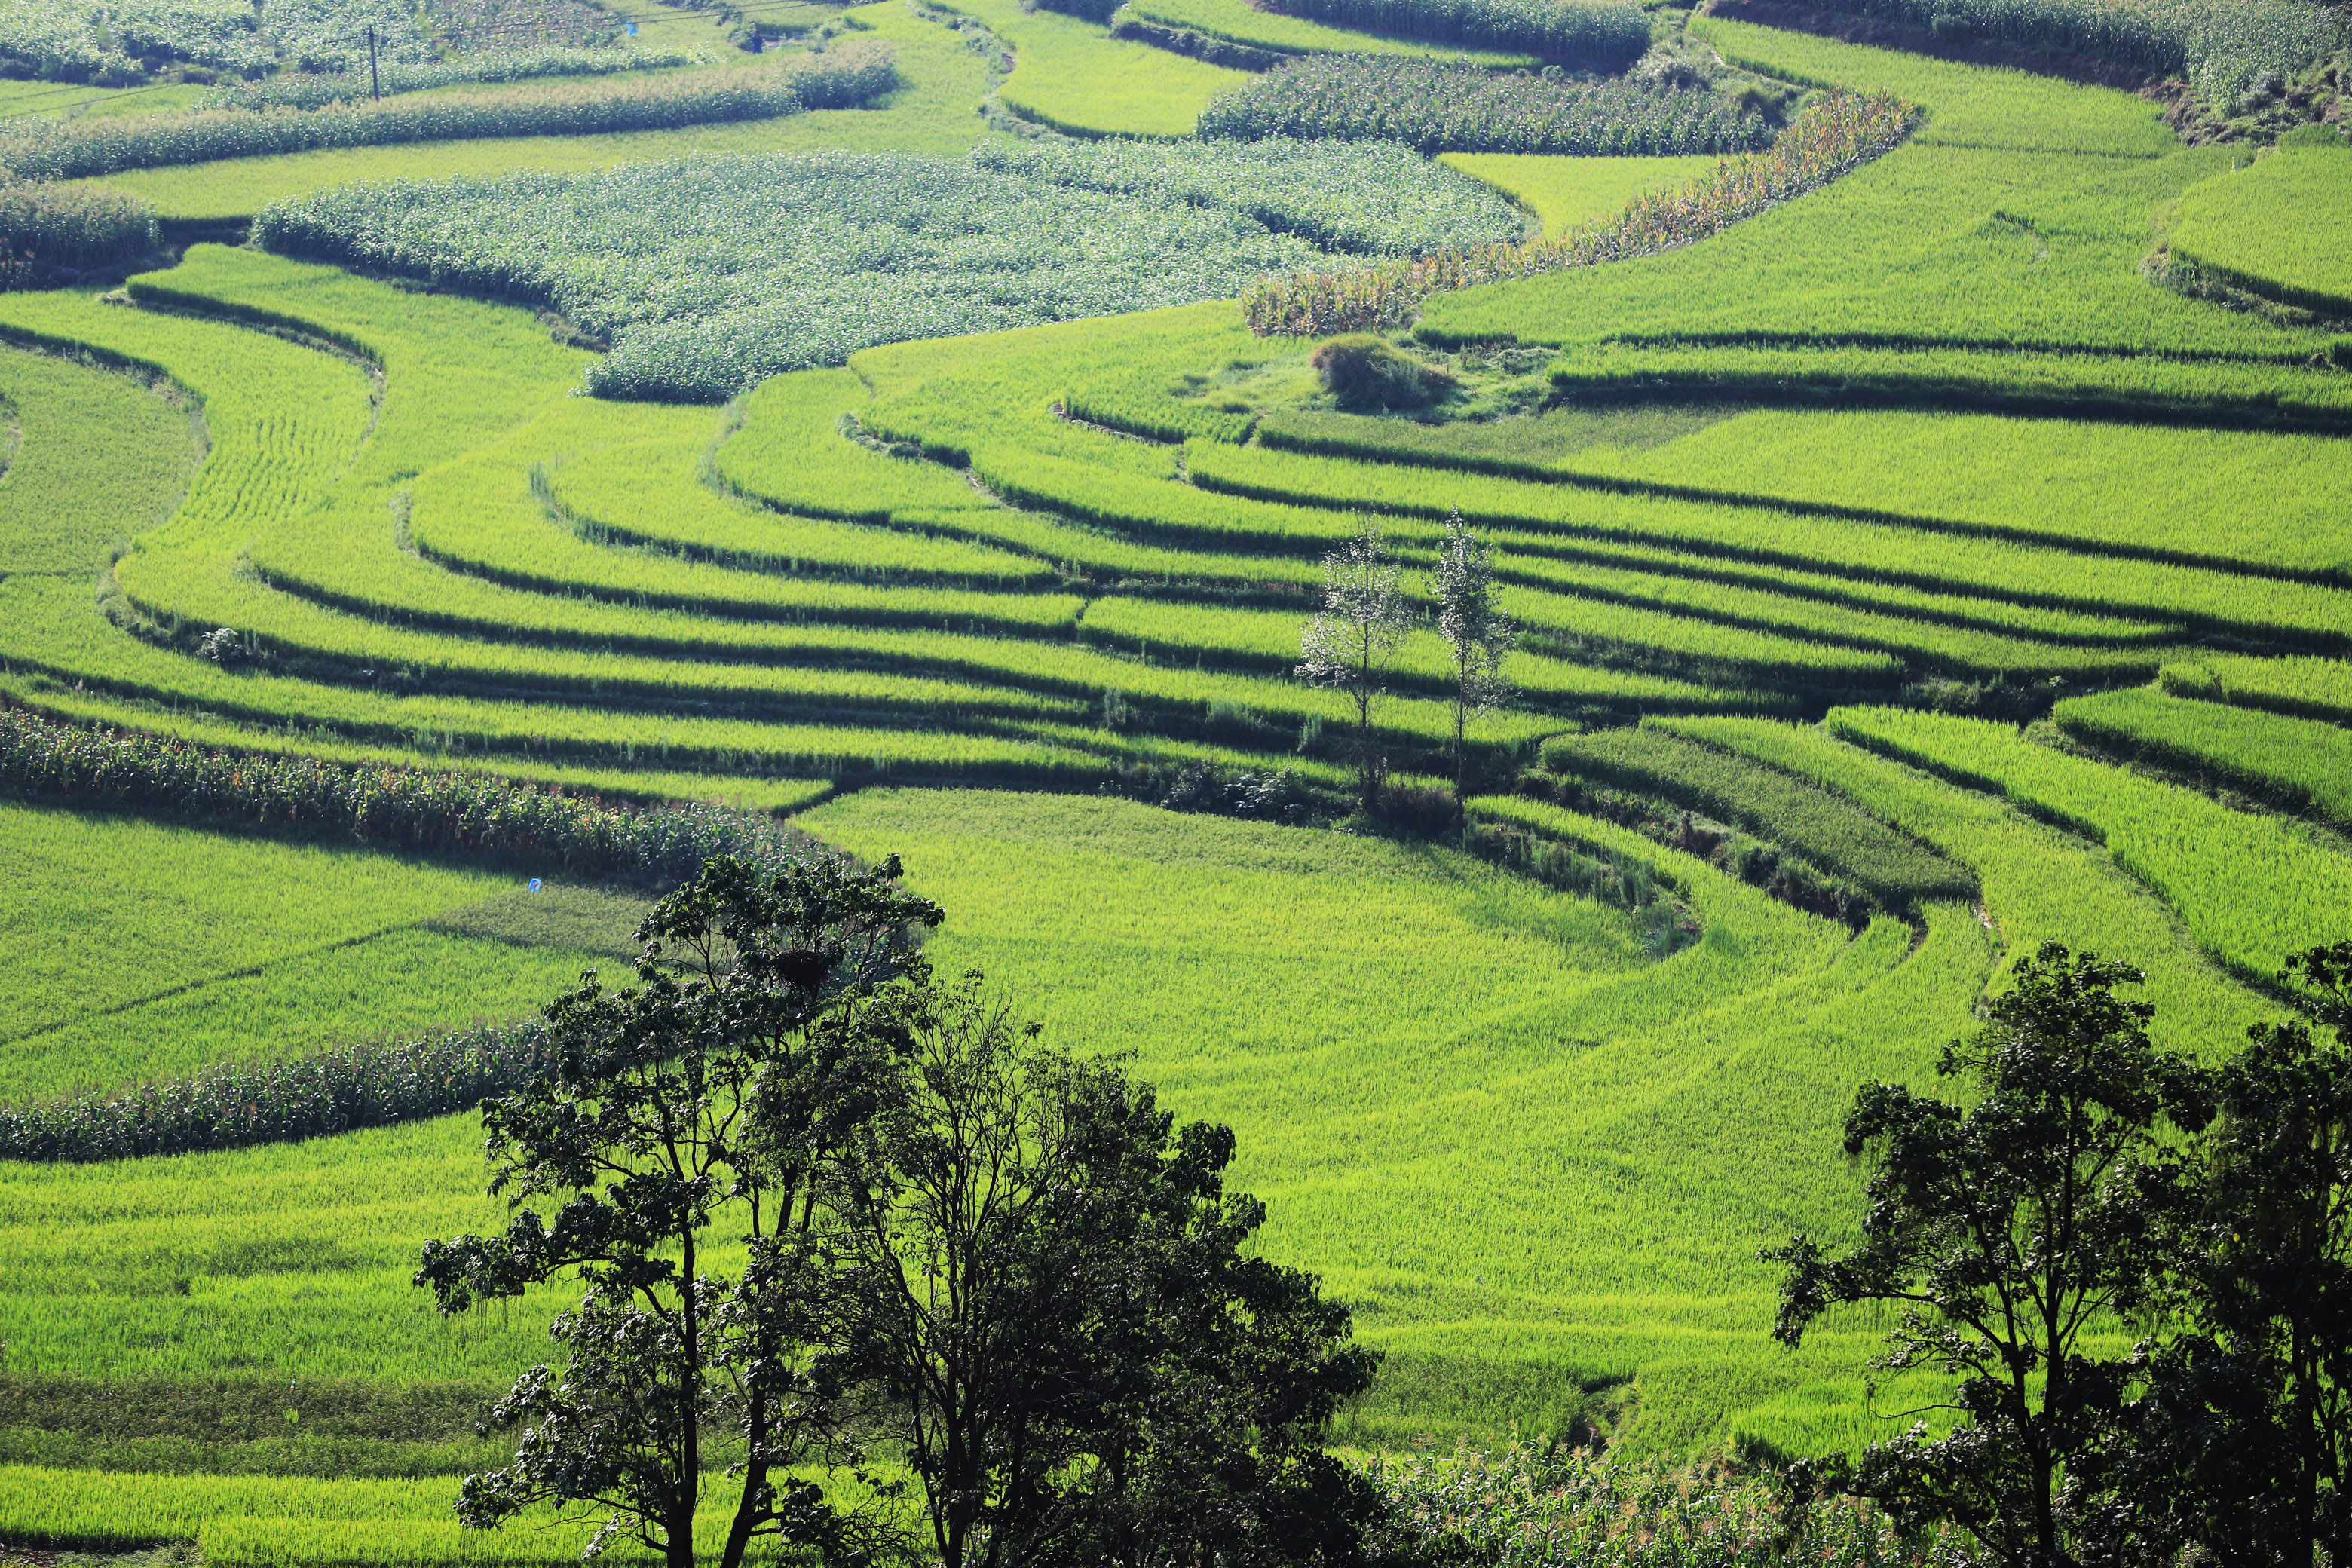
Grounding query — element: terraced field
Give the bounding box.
[3,0,2351,1554]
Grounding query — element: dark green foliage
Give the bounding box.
[0,706,806,883]
[0,49,896,182]
[1156,761,1334,825]
[1260,0,1650,68]
[1547,723,1974,910]
[2113,942,2352,1566]
[1199,54,1771,155]
[826,973,1382,1568]
[1784,0,2342,103]
[0,1021,559,1162]
[1766,944,2215,1568]
[1034,0,1125,20]
[1311,334,1453,409]
[416,853,942,1568]
[0,176,157,281]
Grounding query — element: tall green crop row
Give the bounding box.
[0,677,836,813]
[0,49,899,181]
[1778,0,2344,103]
[1198,55,1772,156]
[0,176,157,280]
[1256,0,1650,67]
[1242,90,1918,334]
[198,47,721,111]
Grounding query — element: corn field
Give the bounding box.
[1199,53,1775,155]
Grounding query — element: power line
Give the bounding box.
[0,81,181,123]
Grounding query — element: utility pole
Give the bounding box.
[366,25,380,100]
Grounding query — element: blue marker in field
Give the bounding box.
[626,20,637,32]
[529,877,543,892]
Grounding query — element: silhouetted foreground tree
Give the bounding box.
[415,853,941,1568]
[418,851,1375,1568]
[829,972,1380,1568]
[1773,939,2352,1568]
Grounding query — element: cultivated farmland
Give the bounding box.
[2,0,2350,1554]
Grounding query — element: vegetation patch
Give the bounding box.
[253,137,1521,400]
[1753,0,2346,103]
[1545,720,1975,909]
[1244,87,1916,334]
[1258,0,1650,69]
[0,48,896,182]
[1200,53,1773,154]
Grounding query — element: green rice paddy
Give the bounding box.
[2,0,2348,1552]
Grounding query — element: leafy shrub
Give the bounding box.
[0,705,806,881]
[1364,1436,1927,1566]
[1793,0,2345,105]
[1035,0,1126,19]
[1312,332,1456,408]
[1261,0,1650,68]
[0,1021,560,1162]
[1199,54,1772,155]
[255,137,1521,400]
[0,176,157,280]
[0,47,895,181]
[1244,87,1917,335]
[194,46,719,110]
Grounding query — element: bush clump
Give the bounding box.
[0,176,157,283]
[1199,54,1772,155]
[1312,333,1456,408]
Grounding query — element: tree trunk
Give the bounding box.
[1453,691,1467,836]
[718,1395,768,1568]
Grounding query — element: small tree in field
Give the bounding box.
[1763,942,2211,1568]
[1429,509,1513,825]
[1298,516,1410,813]
[413,853,939,1568]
